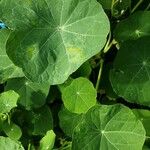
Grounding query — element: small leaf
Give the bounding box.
[0,136,24,150]
[59,107,83,137]
[0,90,19,113]
[5,77,50,110]
[110,37,150,106]
[72,104,146,150]
[3,121,22,140]
[114,11,150,43]
[62,77,97,114]
[39,130,56,150]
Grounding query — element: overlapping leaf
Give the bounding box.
[0,0,110,84]
[110,37,150,105]
[114,11,150,43]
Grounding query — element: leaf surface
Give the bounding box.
[62,77,97,114]
[72,104,146,150]
[5,78,49,110]
[0,30,23,83]
[2,0,110,84]
[110,37,150,105]
[0,136,24,150]
[114,11,150,43]
[0,90,19,113]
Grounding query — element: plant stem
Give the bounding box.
[104,39,117,53]
[131,0,143,13]
[96,59,104,91]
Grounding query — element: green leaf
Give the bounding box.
[5,77,50,110]
[133,109,150,137]
[0,136,24,150]
[72,104,146,150]
[62,77,97,114]
[29,106,53,136]
[0,90,19,113]
[39,130,56,150]
[110,37,150,106]
[114,11,150,43]
[0,30,24,83]
[71,61,92,78]
[2,121,22,140]
[97,0,112,9]
[58,107,83,137]
[3,0,110,84]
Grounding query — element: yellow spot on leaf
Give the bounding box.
[67,47,83,63]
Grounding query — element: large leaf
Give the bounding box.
[0,90,19,113]
[58,107,83,137]
[72,104,146,150]
[114,11,150,43]
[0,29,23,83]
[62,77,97,114]
[2,0,110,84]
[5,77,50,110]
[110,37,150,106]
[0,136,24,150]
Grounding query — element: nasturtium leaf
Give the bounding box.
[3,0,110,84]
[0,136,24,150]
[133,109,150,137]
[5,77,50,110]
[62,77,97,114]
[0,30,24,83]
[110,37,150,106]
[0,90,19,113]
[39,130,56,150]
[58,107,84,137]
[71,61,92,78]
[72,104,146,150]
[114,11,150,43]
[29,106,53,136]
[3,121,22,140]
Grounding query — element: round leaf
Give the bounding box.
[114,11,150,43]
[62,77,97,114]
[110,37,150,106]
[72,104,146,150]
[4,0,110,84]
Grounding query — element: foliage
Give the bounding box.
[0,0,150,149]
